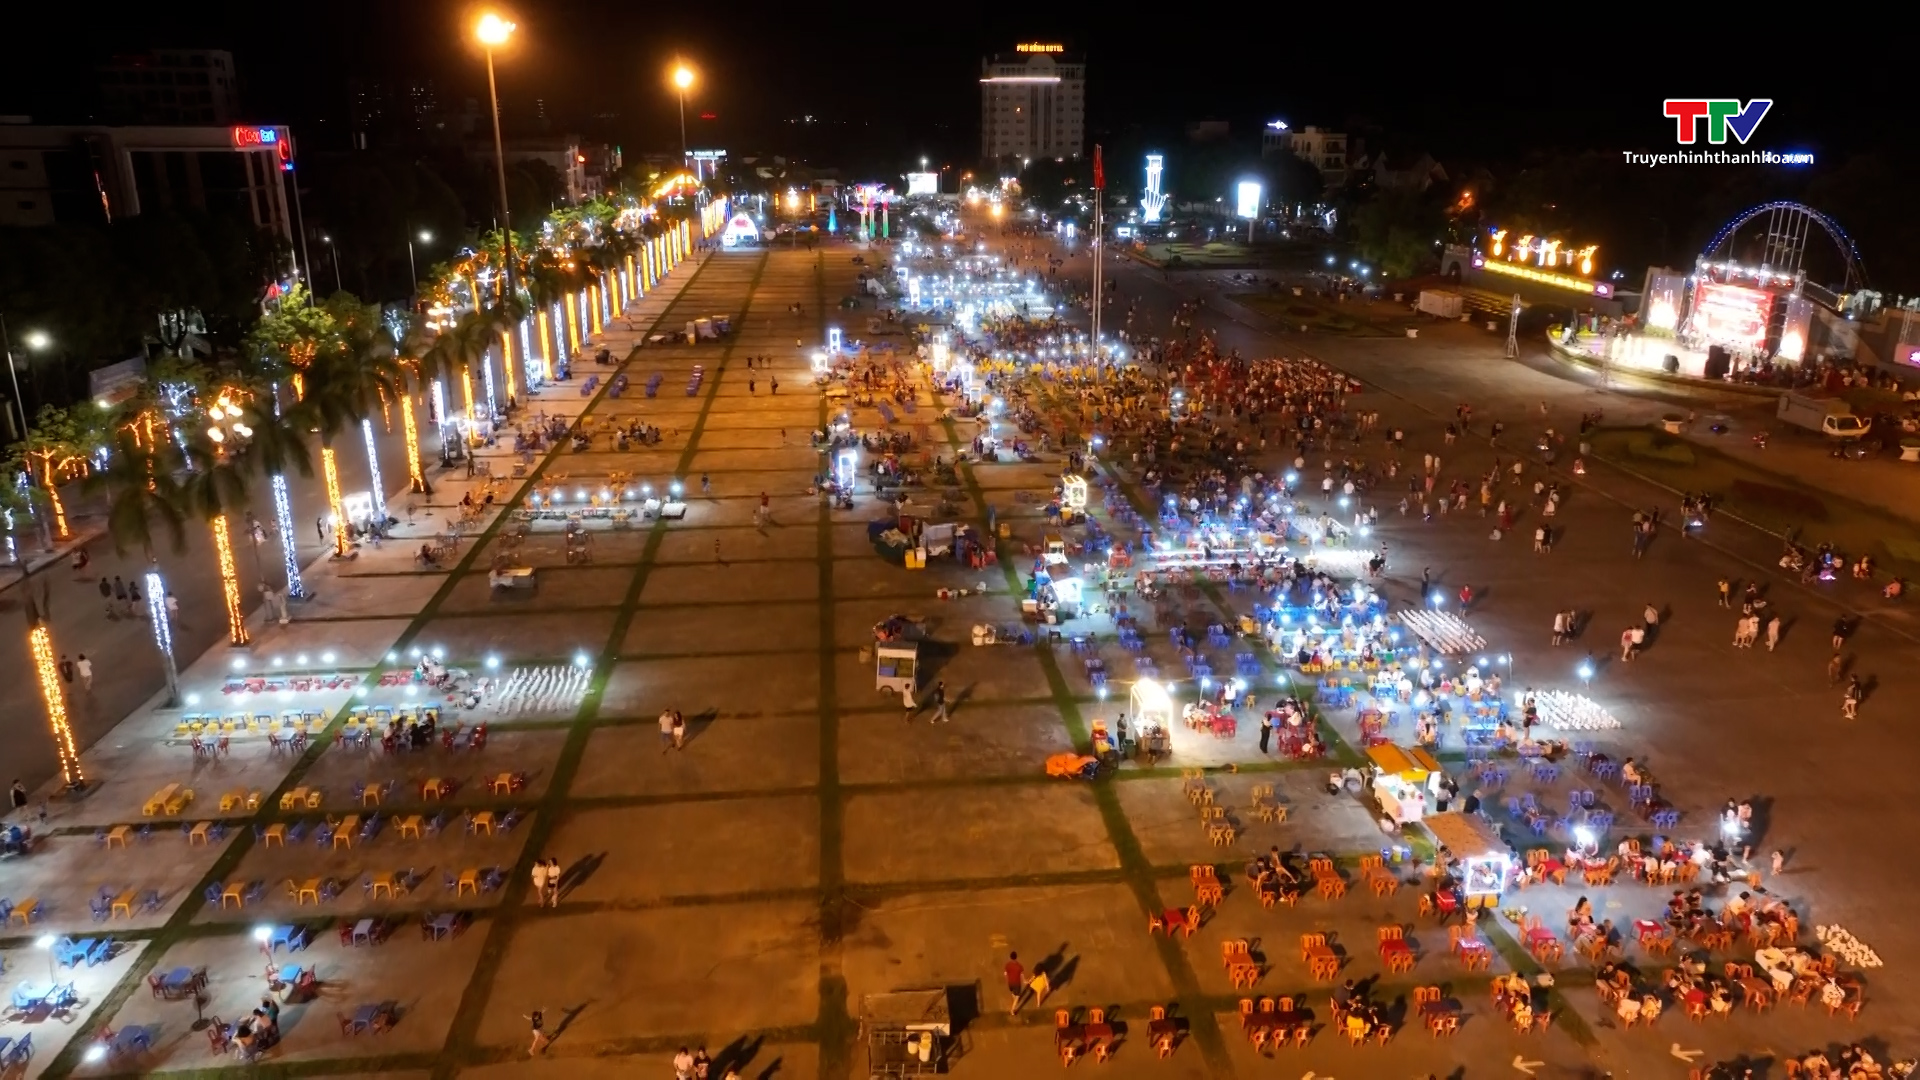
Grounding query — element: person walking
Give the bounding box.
[1258,710,1273,754]
[659,709,677,753]
[1717,578,1731,607]
[545,857,562,906]
[901,680,917,720]
[1764,616,1781,652]
[75,654,92,691]
[99,577,115,618]
[700,473,711,495]
[1830,617,1848,652]
[931,681,949,723]
[10,780,27,813]
[671,711,686,750]
[1842,676,1862,720]
[1004,952,1026,1016]
[530,859,550,907]
[1828,652,1844,684]
[112,575,128,617]
[127,580,141,616]
[1551,610,1568,646]
[58,654,74,686]
[524,1010,549,1055]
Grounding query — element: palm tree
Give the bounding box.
[418,310,496,463]
[234,380,315,596]
[297,300,404,555]
[85,426,190,705]
[176,425,256,646]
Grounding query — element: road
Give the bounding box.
[0,413,431,793]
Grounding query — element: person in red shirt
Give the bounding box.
[1004,952,1025,1017]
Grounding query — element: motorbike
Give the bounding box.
[1751,433,1769,449]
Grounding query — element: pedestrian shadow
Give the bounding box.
[683,708,721,745]
[1034,943,1080,992]
[549,1000,592,1043]
[557,853,606,899]
[714,1033,765,1078]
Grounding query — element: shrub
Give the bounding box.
[1623,433,1695,466]
[1727,479,1828,522]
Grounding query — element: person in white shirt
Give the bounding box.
[530,861,549,906]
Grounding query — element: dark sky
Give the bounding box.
[1,3,1905,170]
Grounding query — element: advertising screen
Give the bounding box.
[1235,181,1262,220]
[906,172,939,196]
[1692,282,1773,348]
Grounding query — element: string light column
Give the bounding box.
[28,618,84,788]
[361,418,387,521]
[212,514,249,646]
[144,567,182,706]
[321,446,350,557]
[401,392,425,492]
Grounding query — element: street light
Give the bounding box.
[1,318,50,438]
[406,230,433,303]
[476,12,520,309]
[671,61,696,171]
[320,234,343,294]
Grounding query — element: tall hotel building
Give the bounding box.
[980,44,1085,165]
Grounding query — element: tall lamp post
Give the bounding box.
[1,318,49,441]
[477,13,520,307]
[406,230,432,305]
[671,61,695,173]
[321,234,344,295]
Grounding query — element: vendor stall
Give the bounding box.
[1366,743,1445,825]
[876,643,919,701]
[1129,678,1175,760]
[861,989,950,1077]
[1026,567,1083,623]
[1423,810,1513,911]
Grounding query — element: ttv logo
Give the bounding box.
[1663,99,1772,145]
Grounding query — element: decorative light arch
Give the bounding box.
[1697,200,1867,294]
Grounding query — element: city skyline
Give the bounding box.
[5,7,1905,167]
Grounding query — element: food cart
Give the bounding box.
[1026,567,1083,623]
[1129,678,1175,760]
[1042,533,1069,565]
[876,643,919,701]
[860,988,951,1077]
[1423,810,1513,912]
[1366,743,1446,826]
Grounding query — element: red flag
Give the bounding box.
[1093,144,1104,190]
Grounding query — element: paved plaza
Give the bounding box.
[1,237,1916,1080]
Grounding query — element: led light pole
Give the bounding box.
[477,13,520,306]
[672,61,695,172]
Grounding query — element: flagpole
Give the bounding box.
[1091,145,1104,373]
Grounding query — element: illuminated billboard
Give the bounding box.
[1692,282,1773,348]
[1472,253,1614,298]
[1235,181,1262,220]
[906,172,939,196]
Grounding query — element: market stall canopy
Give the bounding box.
[862,988,953,1035]
[1422,810,1508,861]
[1366,743,1443,780]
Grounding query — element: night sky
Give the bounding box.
[4,5,1900,171]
